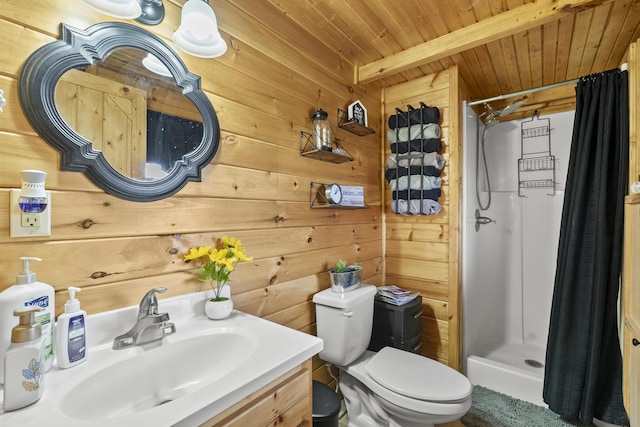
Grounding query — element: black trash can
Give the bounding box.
[312,380,341,427]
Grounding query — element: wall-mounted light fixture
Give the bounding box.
[81,0,226,58]
[172,0,227,58]
[10,170,51,237]
[82,0,165,25]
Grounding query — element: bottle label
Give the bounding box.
[20,354,44,392]
[67,315,86,363]
[24,296,53,364]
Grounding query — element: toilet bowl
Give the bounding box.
[341,348,472,426]
[313,285,472,427]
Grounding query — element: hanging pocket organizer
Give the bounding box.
[385,102,444,216]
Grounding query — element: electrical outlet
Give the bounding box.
[21,213,42,227]
[10,189,51,237]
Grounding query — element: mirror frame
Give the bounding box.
[19,22,220,202]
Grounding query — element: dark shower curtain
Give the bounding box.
[543,69,629,425]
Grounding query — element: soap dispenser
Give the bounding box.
[3,307,46,411]
[55,287,87,368]
[0,257,55,384]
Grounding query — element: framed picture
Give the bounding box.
[347,100,368,127]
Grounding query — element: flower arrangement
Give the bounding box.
[184,236,253,301]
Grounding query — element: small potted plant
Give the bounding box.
[329,259,363,292]
[184,236,253,319]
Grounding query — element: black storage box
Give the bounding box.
[368,295,422,354]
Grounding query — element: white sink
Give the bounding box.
[60,329,257,420]
[0,291,323,427]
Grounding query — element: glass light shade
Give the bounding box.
[173,0,227,58]
[81,0,141,19]
[142,53,173,77]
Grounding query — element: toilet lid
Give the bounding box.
[366,347,471,402]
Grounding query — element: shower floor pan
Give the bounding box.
[466,343,546,407]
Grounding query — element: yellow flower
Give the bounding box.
[183,246,212,261]
[232,246,253,262]
[183,237,252,301]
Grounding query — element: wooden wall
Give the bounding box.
[630,40,640,187]
[382,68,463,370]
[0,1,383,385]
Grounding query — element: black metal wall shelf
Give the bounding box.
[309,182,367,209]
[299,131,354,163]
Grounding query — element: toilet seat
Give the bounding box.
[343,350,472,416]
[366,347,471,402]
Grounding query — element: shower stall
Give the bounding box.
[461,102,574,406]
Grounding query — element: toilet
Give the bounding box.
[313,284,472,427]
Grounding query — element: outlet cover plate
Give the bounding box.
[10,189,51,237]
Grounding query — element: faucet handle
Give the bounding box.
[138,287,167,320]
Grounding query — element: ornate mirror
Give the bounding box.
[19,22,220,202]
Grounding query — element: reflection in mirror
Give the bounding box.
[55,47,204,182]
[19,22,220,202]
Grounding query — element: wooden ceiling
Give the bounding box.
[230,0,640,122]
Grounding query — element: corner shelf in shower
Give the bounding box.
[518,114,555,197]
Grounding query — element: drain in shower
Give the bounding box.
[525,359,544,368]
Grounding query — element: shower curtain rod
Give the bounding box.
[468,63,628,107]
[467,78,579,106]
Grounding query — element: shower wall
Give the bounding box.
[462,103,574,403]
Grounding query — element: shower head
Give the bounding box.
[479,99,524,125]
[498,100,525,117]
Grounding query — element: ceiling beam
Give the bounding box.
[357,0,609,84]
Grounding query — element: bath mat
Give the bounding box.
[461,385,593,427]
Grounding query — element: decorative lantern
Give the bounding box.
[311,108,332,151]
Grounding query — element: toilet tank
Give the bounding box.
[312,284,377,366]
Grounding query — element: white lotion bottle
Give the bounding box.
[3,307,46,411]
[55,287,87,368]
[0,257,55,384]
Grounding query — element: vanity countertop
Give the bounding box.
[0,291,323,426]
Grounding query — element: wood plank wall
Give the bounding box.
[630,40,640,187]
[382,68,463,370]
[0,1,383,386]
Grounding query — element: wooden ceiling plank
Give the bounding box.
[357,0,608,83]
[601,0,640,70]
[554,15,576,82]
[579,3,611,76]
[513,31,534,90]
[262,0,377,63]
[437,0,475,30]
[566,9,593,79]
[482,40,514,95]
[364,0,422,51]
[327,1,404,58]
[528,26,544,89]
[542,21,560,86]
[475,43,508,94]
[229,0,354,76]
[499,36,523,94]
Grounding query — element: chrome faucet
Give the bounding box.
[112,287,176,350]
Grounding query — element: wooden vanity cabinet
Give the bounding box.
[623,196,640,426]
[200,360,312,427]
